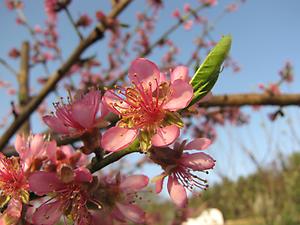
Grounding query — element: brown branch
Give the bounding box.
[0,0,133,150]
[199,93,300,107]
[18,41,30,136]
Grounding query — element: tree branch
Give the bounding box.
[199,93,300,107]
[0,0,133,150]
[18,41,30,135]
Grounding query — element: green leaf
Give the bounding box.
[188,35,232,107]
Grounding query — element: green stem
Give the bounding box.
[89,141,142,173]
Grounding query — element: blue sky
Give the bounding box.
[0,0,300,187]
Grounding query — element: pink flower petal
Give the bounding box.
[103,90,128,115]
[32,200,64,225]
[0,199,22,225]
[180,152,215,170]
[30,134,45,156]
[111,207,127,222]
[71,103,96,129]
[29,171,64,195]
[159,72,167,84]
[45,141,58,163]
[171,66,189,83]
[163,79,193,111]
[43,115,69,134]
[120,175,149,191]
[71,91,100,129]
[83,90,101,116]
[26,198,47,223]
[128,58,160,90]
[99,101,110,118]
[184,138,212,150]
[102,127,138,152]
[90,209,113,225]
[14,134,26,156]
[155,174,166,194]
[74,167,93,183]
[167,176,187,208]
[151,125,180,147]
[116,203,145,224]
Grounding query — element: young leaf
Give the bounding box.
[188,35,232,107]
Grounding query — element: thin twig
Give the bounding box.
[0,58,18,77]
[64,7,84,40]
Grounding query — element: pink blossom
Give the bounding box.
[0,153,29,224]
[0,81,11,88]
[172,9,181,18]
[184,20,193,30]
[5,0,23,10]
[7,88,16,95]
[44,0,58,23]
[15,134,56,172]
[8,48,20,58]
[184,4,191,13]
[102,58,193,152]
[16,16,25,25]
[43,90,105,136]
[43,52,54,61]
[45,145,88,179]
[200,0,218,6]
[93,173,149,224]
[33,24,43,33]
[279,61,294,83]
[226,3,238,12]
[150,138,215,207]
[95,10,106,22]
[76,14,93,28]
[147,0,163,12]
[259,83,281,95]
[28,169,96,225]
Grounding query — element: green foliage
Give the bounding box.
[188,35,232,107]
[191,152,300,224]
[145,152,300,225]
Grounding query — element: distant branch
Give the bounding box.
[199,93,300,107]
[64,7,84,40]
[0,58,18,77]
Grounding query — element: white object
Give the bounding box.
[182,208,224,225]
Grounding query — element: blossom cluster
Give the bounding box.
[0,58,215,225]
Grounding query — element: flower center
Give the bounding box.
[111,79,167,131]
[0,156,28,199]
[56,183,89,219]
[171,165,208,192]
